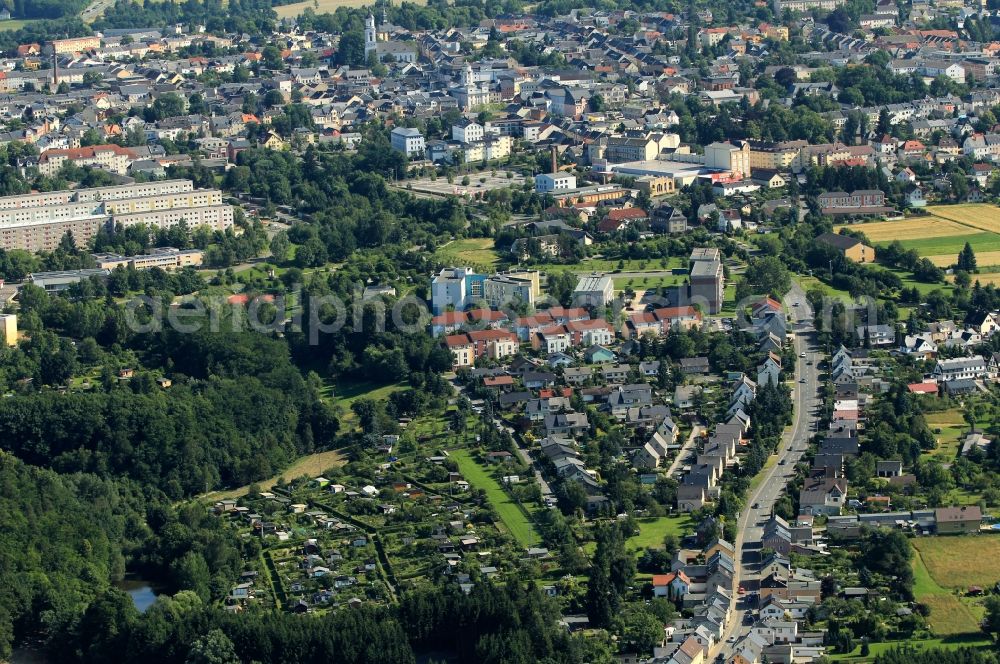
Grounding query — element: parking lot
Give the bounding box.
[398,172,528,198]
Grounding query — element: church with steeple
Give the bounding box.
[451,61,498,111]
[364,10,417,64]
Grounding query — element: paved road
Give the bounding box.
[80,0,113,21]
[711,283,823,660]
[666,424,705,478]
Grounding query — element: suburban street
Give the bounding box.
[711,283,823,660]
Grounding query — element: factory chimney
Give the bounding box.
[550,146,558,174]
[52,50,58,89]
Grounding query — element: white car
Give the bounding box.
[799,352,806,358]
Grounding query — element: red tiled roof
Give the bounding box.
[39,144,137,162]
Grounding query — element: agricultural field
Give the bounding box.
[834,217,972,242]
[962,272,1000,285]
[912,536,1000,590]
[449,448,542,548]
[927,204,1000,235]
[433,238,500,270]
[274,0,424,17]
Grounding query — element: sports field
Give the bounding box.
[450,449,541,548]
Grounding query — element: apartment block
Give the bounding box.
[443,329,519,368]
[689,248,724,314]
[37,144,138,176]
[0,181,234,252]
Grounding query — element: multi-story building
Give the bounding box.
[704,141,751,178]
[626,306,703,337]
[689,248,725,314]
[0,313,16,346]
[483,271,539,309]
[37,144,138,176]
[443,329,519,367]
[430,267,486,313]
[535,173,577,193]
[0,181,234,252]
[51,36,102,54]
[389,127,425,157]
[747,140,806,172]
[772,0,844,12]
[573,274,614,308]
[92,247,205,271]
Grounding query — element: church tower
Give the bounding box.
[365,13,377,59]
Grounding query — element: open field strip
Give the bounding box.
[450,449,542,548]
[926,204,1000,234]
[834,217,972,242]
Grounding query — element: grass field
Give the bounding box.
[927,204,1000,235]
[200,449,346,501]
[886,232,1000,257]
[796,275,855,302]
[923,409,967,461]
[912,548,982,637]
[614,274,687,290]
[326,379,407,427]
[625,515,693,554]
[433,238,500,270]
[0,18,40,30]
[829,635,992,662]
[450,449,542,548]
[912,536,1000,590]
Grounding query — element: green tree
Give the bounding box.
[957,241,978,273]
[185,629,240,664]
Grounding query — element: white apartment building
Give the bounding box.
[390,127,425,157]
[535,172,577,193]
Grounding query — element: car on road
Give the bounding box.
[799,352,806,358]
[779,459,786,465]
[751,502,759,509]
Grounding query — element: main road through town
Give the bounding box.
[710,283,823,661]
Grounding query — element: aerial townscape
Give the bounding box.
[11,0,1000,663]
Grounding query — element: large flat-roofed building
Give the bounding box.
[92,247,205,270]
[573,274,614,308]
[535,172,577,193]
[0,181,234,252]
[483,271,539,309]
[28,268,112,292]
[689,248,724,314]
